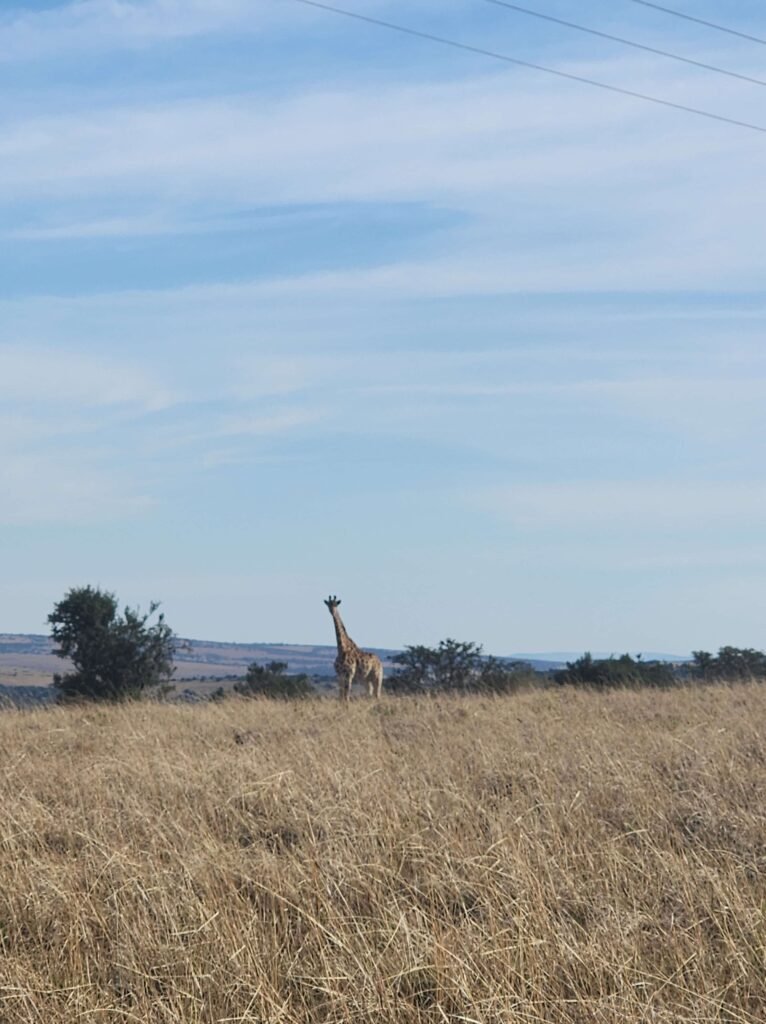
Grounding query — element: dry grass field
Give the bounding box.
[1,684,765,1023]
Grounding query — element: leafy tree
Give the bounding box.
[389,639,535,694]
[48,585,176,702]
[554,652,676,689]
[475,656,539,694]
[691,650,716,680]
[390,639,484,692]
[234,661,314,700]
[716,646,766,679]
[691,646,766,681]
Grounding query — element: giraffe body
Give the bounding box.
[324,595,383,701]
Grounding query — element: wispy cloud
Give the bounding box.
[212,409,325,438]
[0,0,264,61]
[3,66,758,200]
[7,214,178,240]
[144,406,327,457]
[476,480,766,532]
[2,54,763,288]
[0,344,182,524]
[0,345,176,410]
[0,449,156,526]
[0,0,460,62]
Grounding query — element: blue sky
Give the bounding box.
[2,0,766,656]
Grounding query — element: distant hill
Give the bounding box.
[0,633,399,687]
[0,634,53,656]
[171,639,400,679]
[515,652,690,667]
[0,632,573,690]
[0,634,688,702]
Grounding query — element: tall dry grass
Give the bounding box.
[0,683,764,1023]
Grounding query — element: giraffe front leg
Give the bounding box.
[338,673,352,701]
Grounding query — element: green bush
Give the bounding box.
[234,661,314,700]
[691,646,766,681]
[389,639,537,694]
[554,652,676,689]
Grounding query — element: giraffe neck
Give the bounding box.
[331,609,355,655]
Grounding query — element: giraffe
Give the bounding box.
[324,595,383,701]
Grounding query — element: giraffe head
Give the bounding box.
[324,594,341,611]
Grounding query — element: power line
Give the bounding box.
[484,0,766,87]
[291,0,766,135]
[626,1,766,46]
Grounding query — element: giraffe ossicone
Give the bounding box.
[324,594,383,701]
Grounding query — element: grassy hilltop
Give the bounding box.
[1,684,765,1023]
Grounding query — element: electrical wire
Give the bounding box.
[484,0,766,87]
[291,0,766,134]
[626,1,766,46]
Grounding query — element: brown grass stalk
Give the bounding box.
[0,683,764,1022]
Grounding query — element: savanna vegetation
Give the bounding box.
[42,584,766,701]
[3,584,762,1020]
[1,684,765,1023]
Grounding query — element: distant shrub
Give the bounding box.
[388,639,538,694]
[554,652,676,689]
[234,661,314,700]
